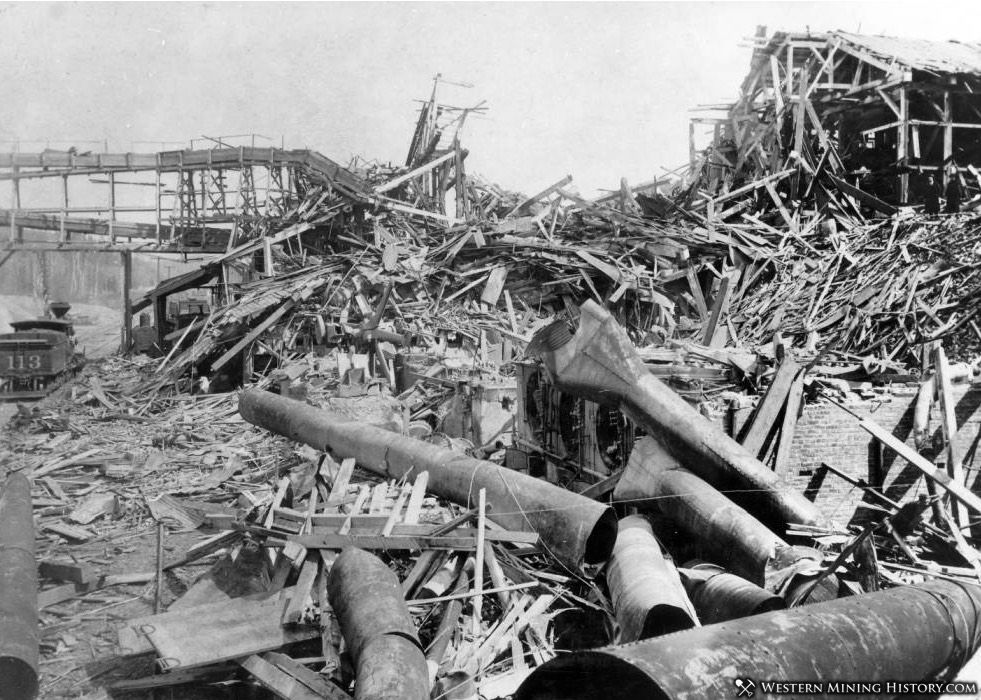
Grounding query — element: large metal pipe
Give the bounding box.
[515,579,981,700]
[240,389,618,571]
[531,300,823,528]
[615,437,788,586]
[679,563,785,625]
[0,472,38,700]
[327,547,428,700]
[605,515,697,642]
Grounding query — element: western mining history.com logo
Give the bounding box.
[733,679,978,697]
[734,678,756,697]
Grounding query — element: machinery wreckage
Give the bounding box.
[5,27,981,700]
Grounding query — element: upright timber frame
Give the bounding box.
[693,29,981,207]
[0,145,369,254]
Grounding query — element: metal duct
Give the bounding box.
[531,300,823,528]
[515,579,981,700]
[679,563,785,625]
[239,389,618,571]
[327,547,428,700]
[615,437,787,586]
[0,472,38,700]
[605,515,698,642]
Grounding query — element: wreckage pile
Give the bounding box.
[6,35,981,698]
[4,299,981,698]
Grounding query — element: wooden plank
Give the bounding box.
[239,654,325,700]
[368,482,389,514]
[473,489,487,636]
[480,266,509,307]
[117,589,271,657]
[108,664,238,691]
[685,269,708,320]
[934,346,967,527]
[400,550,443,596]
[505,174,573,218]
[39,559,96,585]
[145,589,318,670]
[285,527,537,552]
[43,521,94,542]
[374,151,457,194]
[323,458,355,511]
[264,477,292,529]
[210,298,297,372]
[701,274,732,347]
[763,179,796,231]
[850,409,981,516]
[774,369,805,471]
[941,509,981,581]
[403,471,429,525]
[742,357,801,458]
[381,482,412,537]
[282,554,320,625]
[306,523,538,544]
[826,173,898,215]
[264,653,351,700]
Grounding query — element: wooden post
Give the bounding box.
[454,139,466,221]
[108,170,116,245]
[154,294,167,352]
[155,168,162,245]
[121,249,132,353]
[60,174,68,242]
[786,44,794,100]
[943,90,953,186]
[689,121,696,170]
[201,169,209,222]
[10,165,21,243]
[935,346,967,528]
[898,86,909,204]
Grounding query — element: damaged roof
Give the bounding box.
[834,31,981,75]
[750,29,981,77]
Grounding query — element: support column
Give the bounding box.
[943,90,953,185]
[688,121,696,171]
[897,86,909,204]
[108,171,116,245]
[10,165,22,243]
[59,174,69,242]
[121,249,132,353]
[786,44,794,100]
[154,295,167,351]
[155,169,162,245]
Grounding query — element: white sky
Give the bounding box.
[1,1,978,197]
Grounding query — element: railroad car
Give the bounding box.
[0,318,84,400]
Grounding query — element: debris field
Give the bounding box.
[4,26,981,700]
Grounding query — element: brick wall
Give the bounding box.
[726,384,981,525]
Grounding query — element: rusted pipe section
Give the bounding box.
[605,515,697,642]
[0,472,38,700]
[614,437,790,586]
[530,300,823,528]
[240,389,618,571]
[515,579,981,700]
[327,547,428,700]
[679,563,784,625]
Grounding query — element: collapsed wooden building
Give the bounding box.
[692,27,981,217]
